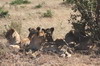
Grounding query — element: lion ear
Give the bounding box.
[42,28,46,32]
[50,27,54,33]
[10,28,15,32]
[28,28,32,32]
[36,27,41,31]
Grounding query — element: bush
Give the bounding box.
[35,4,42,8]
[63,0,75,4]
[9,22,22,34]
[10,0,30,5]
[0,7,8,18]
[43,10,53,17]
[67,0,100,47]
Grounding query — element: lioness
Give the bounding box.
[5,28,21,45]
[27,27,46,52]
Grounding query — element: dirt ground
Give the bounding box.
[0,0,100,66]
[0,0,73,40]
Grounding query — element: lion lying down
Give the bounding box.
[5,27,71,58]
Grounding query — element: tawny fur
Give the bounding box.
[5,29,21,45]
[20,38,30,48]
[12,30,21,44]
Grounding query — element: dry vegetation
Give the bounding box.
[0,0,73,39]
[0,0,100,66]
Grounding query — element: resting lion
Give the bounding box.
[5,28,21,45]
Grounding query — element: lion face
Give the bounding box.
[27,27,46,51]
[28,27,41,39]
[42,27,54,42]
[28,27,46,39]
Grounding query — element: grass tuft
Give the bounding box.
[35,4,42,8]
[43,10,53,17]
[0,7,8,18]
[10,0,30,5]
[9,22,22,34]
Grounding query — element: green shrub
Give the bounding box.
[68,0,99,43]
[63,0,75,4]
[35,4,42,8]
[9,22,22,34]
[10,0,30,5]
[0,7,8,18]
[43,10,53,17]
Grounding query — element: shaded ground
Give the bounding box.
[0,42,100,66]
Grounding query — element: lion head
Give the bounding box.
[5,28,21,44]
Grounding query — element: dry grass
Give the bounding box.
[0,0,72,39]
[9,21,22,34]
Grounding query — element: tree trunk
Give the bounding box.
[96,0,100,25]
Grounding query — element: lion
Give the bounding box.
[27,27,46,52]
[42,27,54,42]
[5,28,21,45]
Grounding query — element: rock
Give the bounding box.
[9,45,20,50]
[31,52,41,58]
[60,54,66,58]
[65,51,71,57]
[31,53,37,58]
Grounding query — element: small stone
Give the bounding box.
[31,53,37,58]
[65,51,71,57]
[9,45,20,49]
[60,54,66,58]
[26,50,32,55]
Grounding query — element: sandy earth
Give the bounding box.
[0,0,73,40]
[0,0,100,66]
